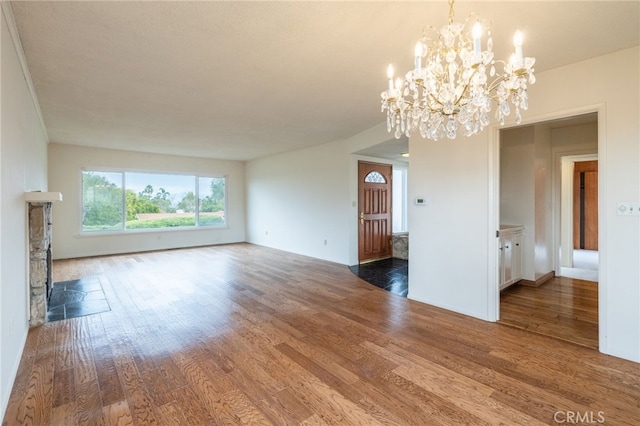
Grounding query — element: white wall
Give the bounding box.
[500,124,555,281]
[246,143,351,264]
[533,125,553,279]
[408,130,494,319]
[500,126,536,280]
[553,122,598,150]
[408,46,640,362]
[246,122,393,265]
[48,143,246,259]
[1,5,49,419]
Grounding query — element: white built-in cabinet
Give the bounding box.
[498,225,523,290]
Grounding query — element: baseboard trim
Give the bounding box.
[520,271,555,287]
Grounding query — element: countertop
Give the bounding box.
[498,224,524,236]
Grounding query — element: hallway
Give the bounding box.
[559,249,598,282]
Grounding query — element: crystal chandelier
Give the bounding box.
[381,0,536,141]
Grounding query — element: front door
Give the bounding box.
[358,161,392,263]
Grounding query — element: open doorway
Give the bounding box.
[349,139,409,296]
[498,112,599,348]
[357,161,393,263]
[559,155,599,282]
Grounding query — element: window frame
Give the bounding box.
[364,170,387,184]
[80,168,228,235]
[392,166,408,233]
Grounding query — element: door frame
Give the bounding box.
[348,155,407,266]
[490,103,606,351]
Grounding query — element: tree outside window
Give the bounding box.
[82,170,226,232]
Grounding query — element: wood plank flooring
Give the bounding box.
[499,277,599,349]
[4,244,639,425]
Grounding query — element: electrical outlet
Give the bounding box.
[617,202,640,216]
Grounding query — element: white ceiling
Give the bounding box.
[9,1,640,161]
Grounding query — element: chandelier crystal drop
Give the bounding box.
[381,0,536,141]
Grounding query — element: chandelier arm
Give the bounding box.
[420,84,444,112]
[425,90,445,113]
[453,83,472,108]
[425,24,441,45]
[487,78,503,94]
[453,65,481,106]
[414,77,468,115]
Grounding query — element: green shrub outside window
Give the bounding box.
[82,171,226,232]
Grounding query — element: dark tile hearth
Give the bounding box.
[349,258,408,297]
[46,276,110,322]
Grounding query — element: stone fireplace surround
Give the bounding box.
[26,192,61,326]
[28,202,52,326]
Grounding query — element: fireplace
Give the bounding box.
[26,192,62,326]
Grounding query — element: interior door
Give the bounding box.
[358,161,392,263]
[573,160,598,250]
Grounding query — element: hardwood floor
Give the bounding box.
[4,244,638,425]
[499,277,599,349]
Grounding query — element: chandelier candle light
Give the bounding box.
[381,0,536,140]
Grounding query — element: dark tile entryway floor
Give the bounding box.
[349,258,408,297]
[46,276,110,322]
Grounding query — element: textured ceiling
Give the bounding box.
[9,1,640,161]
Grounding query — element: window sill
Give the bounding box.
[75,224,229,238]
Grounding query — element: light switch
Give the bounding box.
[616,202,640,216]
[415,196,428,206]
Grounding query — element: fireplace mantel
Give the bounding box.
[25,191,63,202]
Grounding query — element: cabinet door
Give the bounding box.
[498,238,505,289]
[512,233,523,281]
[503,236,513,286]
[499,235,514,290]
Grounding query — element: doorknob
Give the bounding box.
[360,212,365,225]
